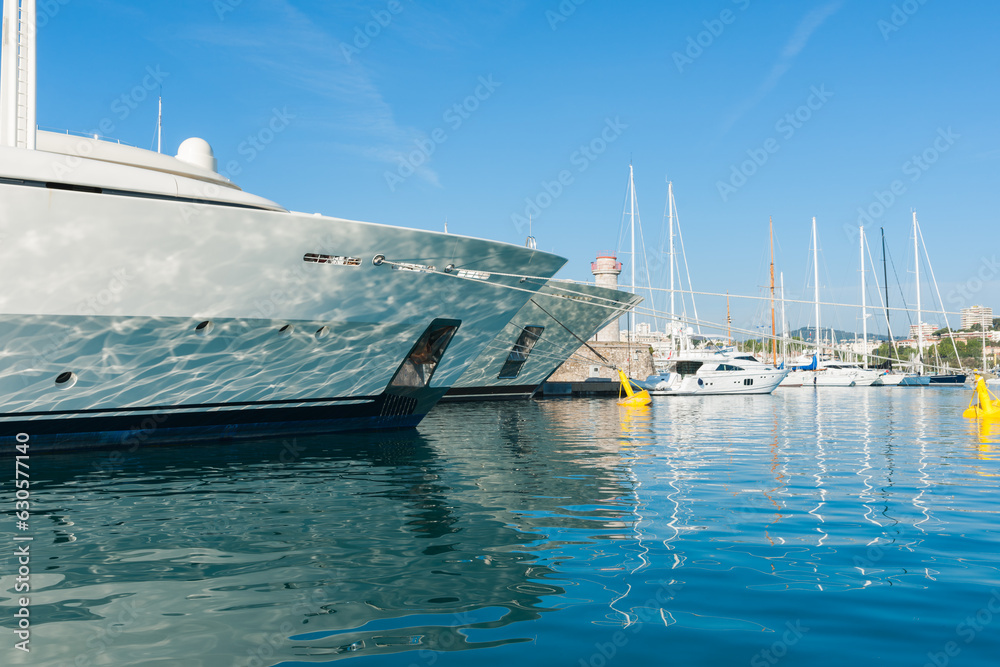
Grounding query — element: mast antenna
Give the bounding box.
[157,89,163,153]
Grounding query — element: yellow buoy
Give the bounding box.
[617,369,651,407]
[963,375,1000,419]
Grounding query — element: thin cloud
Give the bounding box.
[720,1,844,135]
[179,0,442,187]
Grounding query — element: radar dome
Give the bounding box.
[176,137,218,172]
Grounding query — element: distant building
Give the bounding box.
[909,323,937,342]
[961,305,993,330]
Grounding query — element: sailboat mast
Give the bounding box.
[668,180,675,336]
[629,163,636,338]
[726,291,732,346]
[780,272,788,362]
[770,216,777,366]
[813,217,820,357]
[881,228,894,370]
[914,211,922,373]
[860,225,867,369]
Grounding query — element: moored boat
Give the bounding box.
[443,281,642,401]
[927,374,967,385]
[648,352,788,395]
[0,1,567,451]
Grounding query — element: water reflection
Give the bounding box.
[3,424,636,666]
[2,390,998,666]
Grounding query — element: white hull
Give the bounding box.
[779,370,810,387]
[794,364,884,387]
[879,373,932,386]
[812,374,858,387]
[0,142,566,450]
[649,354,789,396]
[445,281,641,401]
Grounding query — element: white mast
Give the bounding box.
[668,180,675,335]
[915,220,965,375]
[860,225,867,368]
[0,0,37,149]
[780,271,788,363]
[813,217,820,357]
[914,211,923,374]
[629,162,636,339]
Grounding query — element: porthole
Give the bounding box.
[279,324,294,337]
[315,326,330,340]
[195,320,214,335]
[55,371,78,389]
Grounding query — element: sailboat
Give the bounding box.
[785,219,880,387]
[910,212,966,385]
[0,0,568,450]
[868,227,926,386]
[649,216,789,395]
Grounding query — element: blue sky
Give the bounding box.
[35,0,1000,338]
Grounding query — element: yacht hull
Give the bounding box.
[928,374,967,385]
[0,180,566,451]
[649,369,788,395]
[443,282,641,401]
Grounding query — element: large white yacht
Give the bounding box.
[0,1,566,450]
[444,280,642,401]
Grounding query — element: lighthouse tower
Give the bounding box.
[592,253,623,342]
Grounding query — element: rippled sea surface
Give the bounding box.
[4,388,1000,666]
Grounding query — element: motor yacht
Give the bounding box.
[0,1,566,450]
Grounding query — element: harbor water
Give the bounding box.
[4,388,1000,666]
